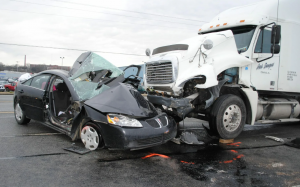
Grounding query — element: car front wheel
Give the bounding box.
[209,94,246,139]
[80,123,104,150]
[14,102,31,125]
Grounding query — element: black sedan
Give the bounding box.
[14,52,177,150]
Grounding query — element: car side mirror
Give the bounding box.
[271,25,281,44]
[271,44,280,54]
[145,48,151,56]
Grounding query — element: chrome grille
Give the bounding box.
[146,61,173,84]
[146,119,160,128]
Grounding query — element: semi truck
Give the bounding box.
[143,0,300,139]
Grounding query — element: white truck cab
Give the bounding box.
[144,0,300,139]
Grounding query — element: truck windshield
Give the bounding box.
[232,26,256,53]
[202,25,256,53]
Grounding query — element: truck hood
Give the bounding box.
[84,83,158,118]
[147,30,253,92]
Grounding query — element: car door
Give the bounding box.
[17,74,51,122]
[250,27,280,91]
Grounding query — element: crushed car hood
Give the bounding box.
[84,83,157,118]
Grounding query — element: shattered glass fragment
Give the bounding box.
[69,80,110,101]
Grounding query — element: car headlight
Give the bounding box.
[107,114,143,128]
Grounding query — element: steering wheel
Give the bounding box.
[126,75,142,80]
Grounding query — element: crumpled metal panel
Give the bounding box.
[85,83,158,117]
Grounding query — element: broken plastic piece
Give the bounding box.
[63,145,91,155]
[284,137,300,149]
[58,111,65,116]
[170,138,181,144]
[180,131,205,145]
[265,136,284,143]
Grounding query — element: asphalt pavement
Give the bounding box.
[1,95,300,187]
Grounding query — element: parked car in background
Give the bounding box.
[5,82,17,92]
[0,80,8,92]
[13,51,177,151]
[0,85,4,92]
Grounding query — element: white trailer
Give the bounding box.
[144,0,300,139]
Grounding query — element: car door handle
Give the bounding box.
[18,90,24,93]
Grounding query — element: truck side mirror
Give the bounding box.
[271,25,281,44]
[145,48,151,56]
[271,44,280,54]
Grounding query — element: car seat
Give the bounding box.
[53,82,71,116]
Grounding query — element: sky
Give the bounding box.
[0,0,263,67]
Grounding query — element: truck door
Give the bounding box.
[250,27,280,91]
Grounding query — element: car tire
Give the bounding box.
[14,101,31,125]
[80,122,104,150]
[5,88,9,92]
[209,94,246,139]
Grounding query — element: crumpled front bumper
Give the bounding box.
[147,95,194,118]
[96,114,177,150]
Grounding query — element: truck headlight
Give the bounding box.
[203,39,213,50]
[107,114,143,128]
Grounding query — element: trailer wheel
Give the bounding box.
[209,94,246,139]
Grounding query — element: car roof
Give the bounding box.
[40,69,70,78]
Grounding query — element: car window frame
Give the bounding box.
[22,78,33,86]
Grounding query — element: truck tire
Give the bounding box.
[209,94,246,139]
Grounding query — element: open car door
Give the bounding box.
[18,74,51,122]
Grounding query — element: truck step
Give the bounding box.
[257,118,300,124]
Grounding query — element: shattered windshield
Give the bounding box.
[69,52,123,101]
[69,80,110,101]
[70,52,123,80]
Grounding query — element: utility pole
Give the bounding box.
[60,57,64,70]
[16,61,19,72]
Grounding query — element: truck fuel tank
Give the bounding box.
[256,98,300,120]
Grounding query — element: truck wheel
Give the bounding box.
[5,88,9,92]
[14,102,31,125]
[209,94,246,139]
